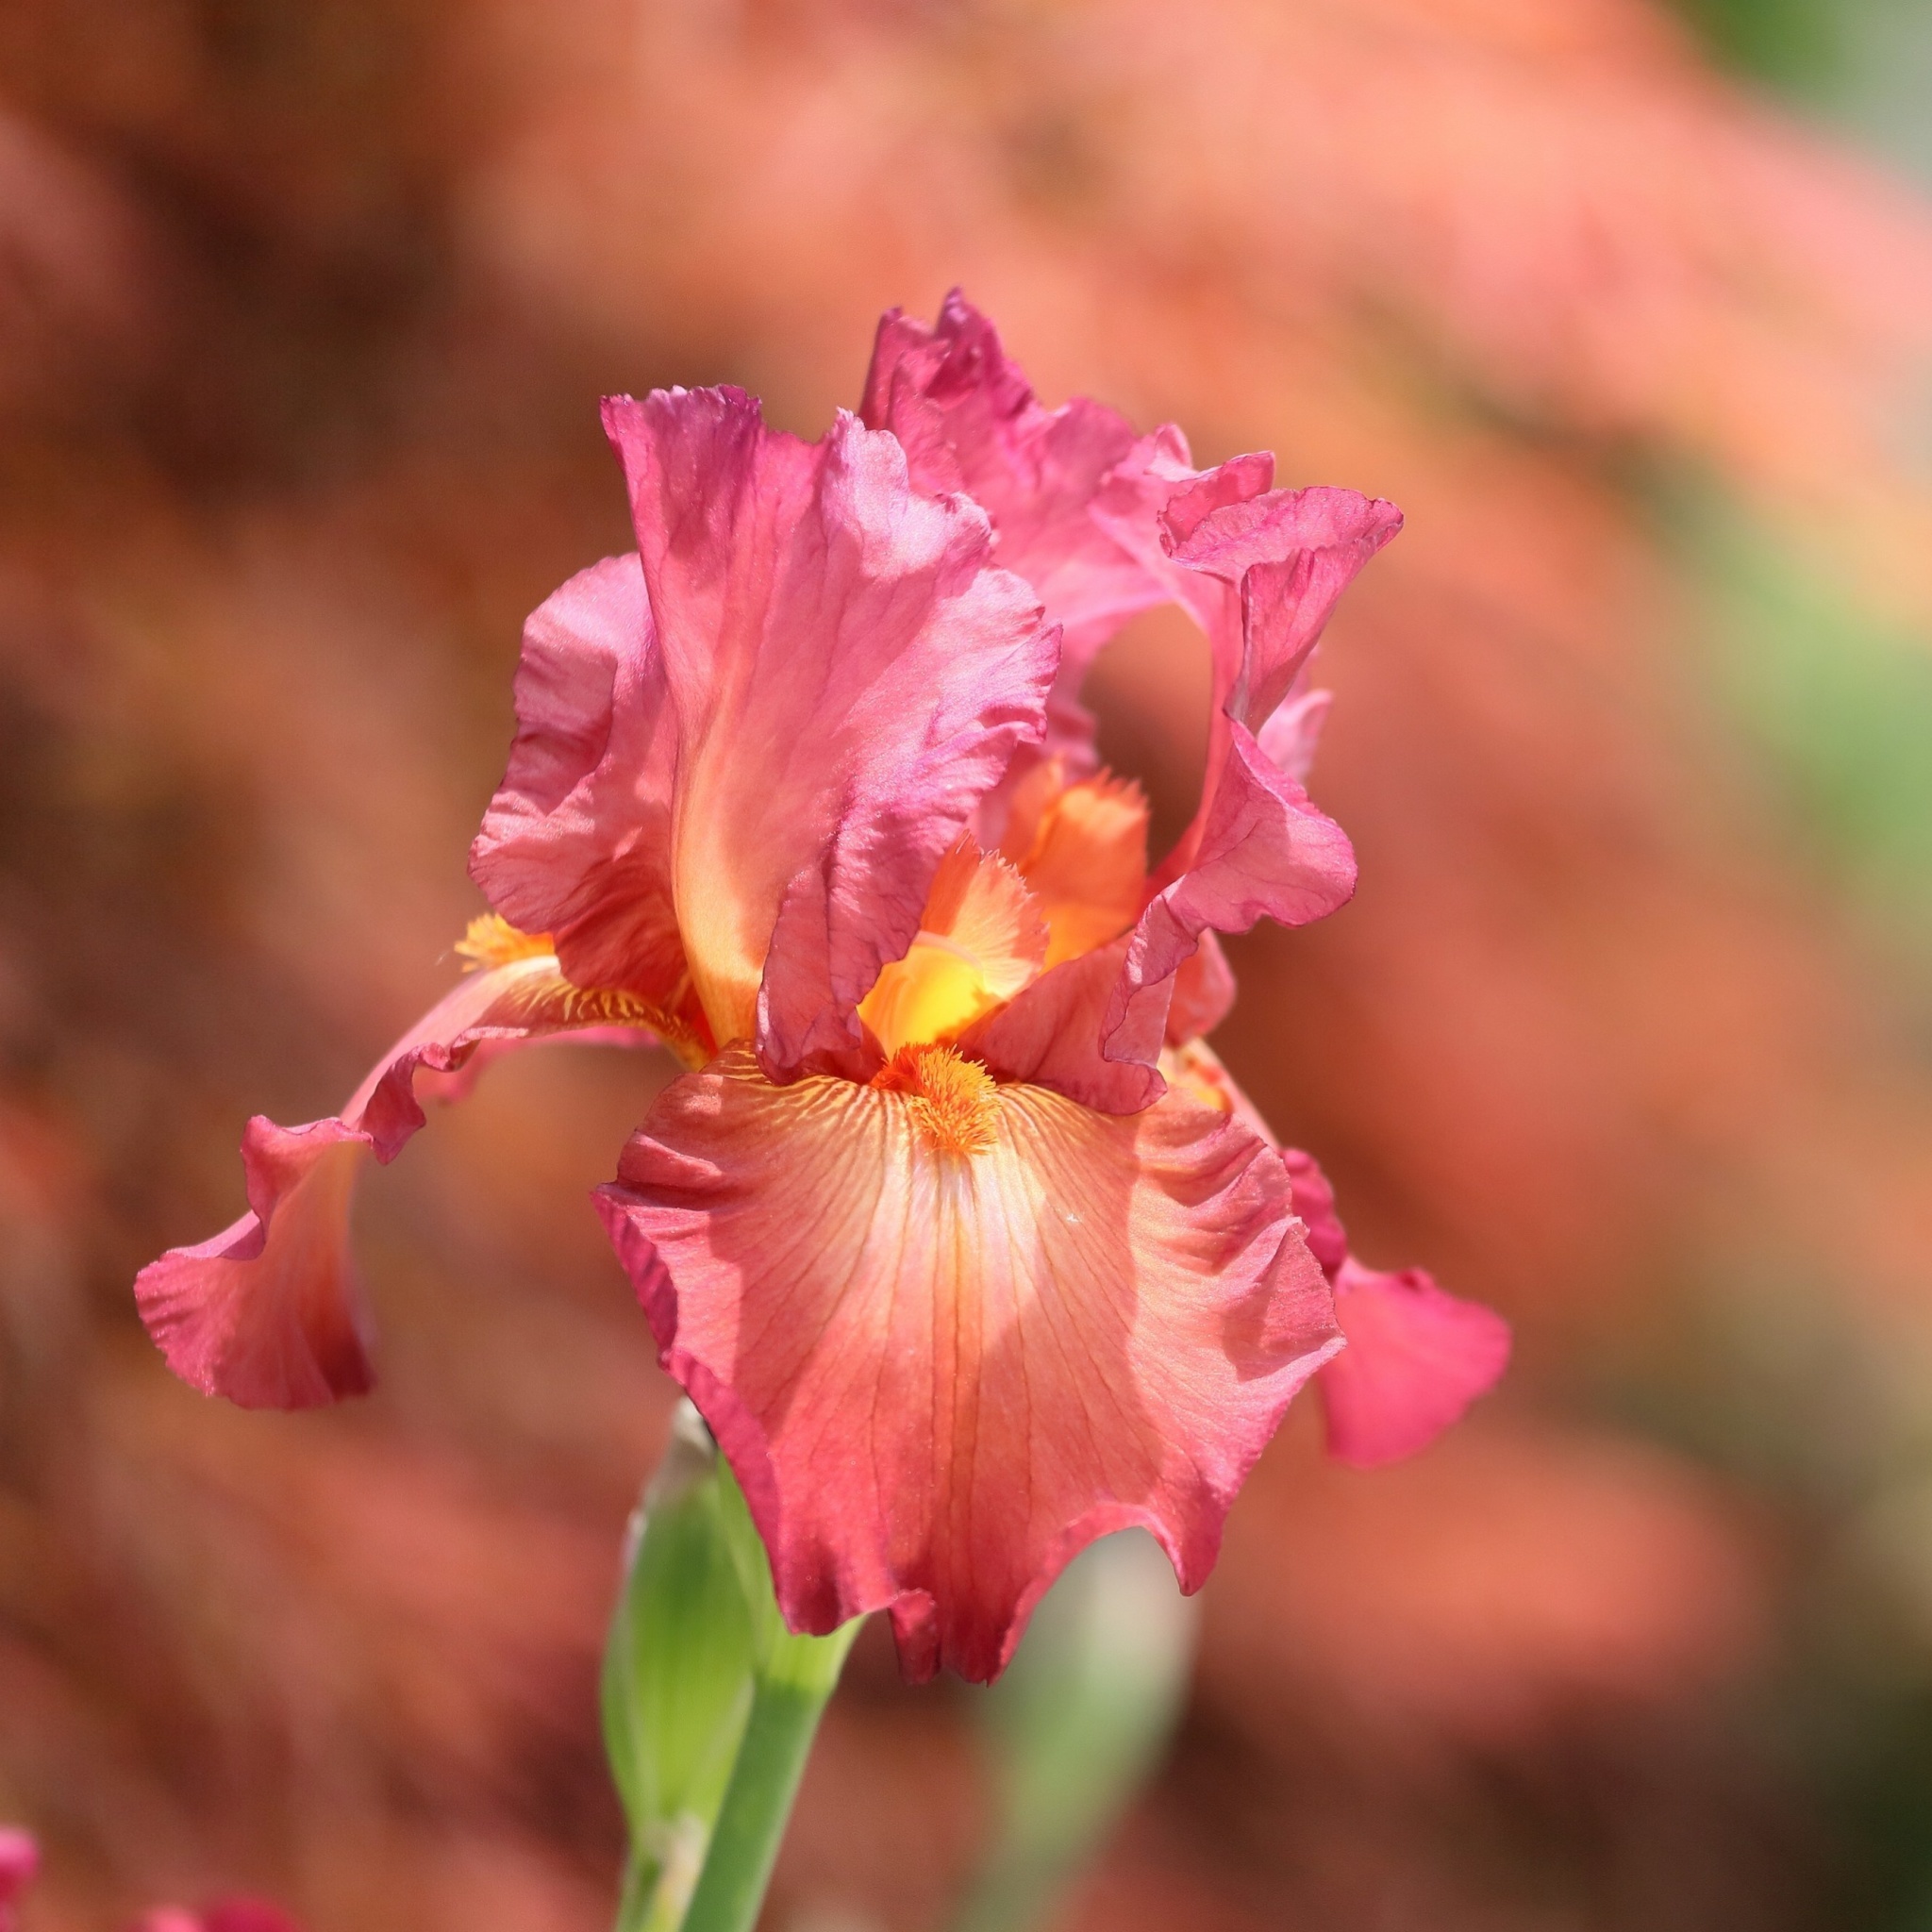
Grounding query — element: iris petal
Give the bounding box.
[602,387,1058,1072]
[858,838,1048,1057]
[597,1046,1341,1682]
[1169,1041,1510,1466]
[136,947,658,1408]
[1322,1259,1515,1470]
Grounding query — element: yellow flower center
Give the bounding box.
[872,1043,1002,1156]
[454,913,708,1066]
[858,839,1046,1056]
[455,912,557,970]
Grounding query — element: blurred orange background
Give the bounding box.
[4,0,1932,1925]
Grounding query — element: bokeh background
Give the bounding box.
[4,0,1932,1925]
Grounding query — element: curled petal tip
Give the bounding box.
[1320,1259,1512,1469]
[135,1121,375,1410]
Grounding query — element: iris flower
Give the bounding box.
[137,296,1507,1681]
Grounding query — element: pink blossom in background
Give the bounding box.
[0,1835,298,1932]
[134,1906,304,1932]
[135,294,1507,1681]
[0,1831,37,1932]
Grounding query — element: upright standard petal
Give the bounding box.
[601,388,1058,1072]
[863,294,1171,667]
[597,1047,1341,1683]
[861,293,1224,838]
[1111,723,1359,1060]
[1077,474,1402,1071]
[1165,483,1407,738]
[470,556,702,1038]
[135,929,659,1408]
[861,302,1396,1079]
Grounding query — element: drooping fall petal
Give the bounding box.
[601,386,1057,1071]
[1279,1144,1350,1277]
[596,1046,1341,1682]
[135,939,658,1408]
[468,555,698,1033]
[1320,1258,1514,1470]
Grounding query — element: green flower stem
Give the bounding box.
[677,1661,847,1932]
[604,1403,860,1932]
[612,1855,659,1932]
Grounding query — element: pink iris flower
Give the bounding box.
[135,294,1507,1682]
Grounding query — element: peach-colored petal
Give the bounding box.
[135,945,658,1408]
[602,386,1057,1070]
[1012,771,1150,971]
[596,1046,1341,1682]
[1321,1259,1514,1471]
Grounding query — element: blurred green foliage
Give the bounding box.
[1674,491,1932,981]
[1667,0,1847,87]
[953,1533,1198,1932]
[1664,0,1932,186]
